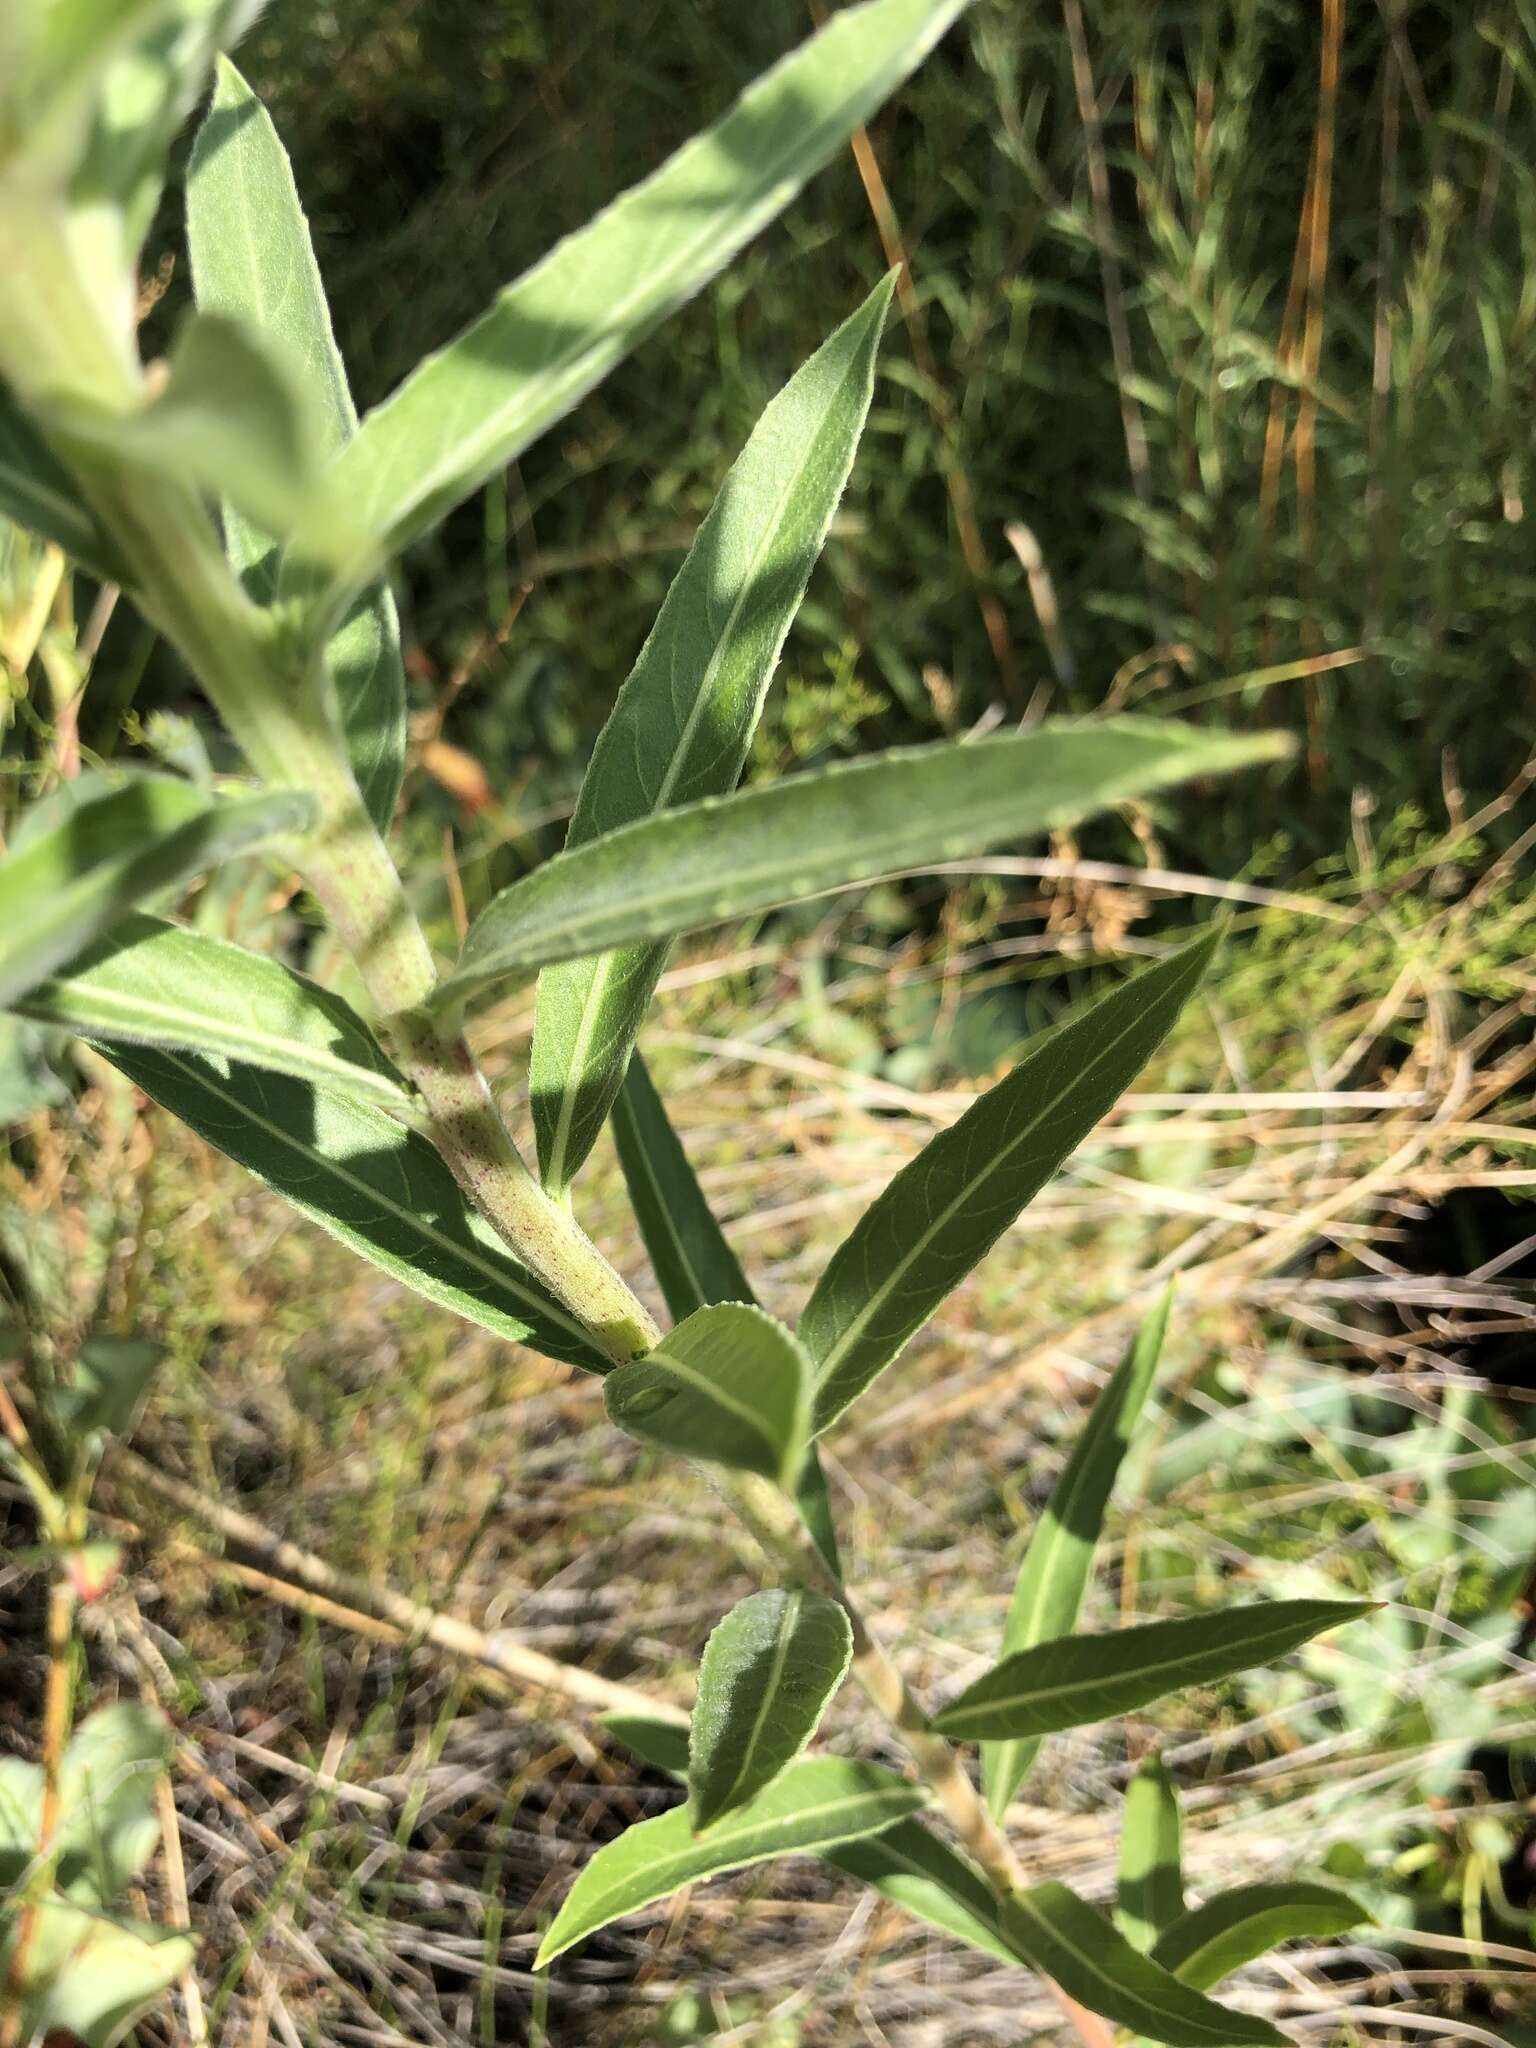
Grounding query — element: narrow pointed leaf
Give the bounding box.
[15,912,409,1107]
[807,933,1219,1436]
[535,1755,927,1967]
[439,724,1289,1007]
[984,1292,1171,1818]
[0,777,312,1009]
[0,386,124,578]
[1151,1882,1370,1991]
[532,278,895,1191]
[690,1590,852,1828]
[611,1053,840,1571]
[1003,1883,1285,2047]
[1118,1754,1185,1953]
[599,1715,1016,1967]
[310,0,973,597]
[604,1302,810,1487]
[933,1600,1370,1743]
[187,57,406,830]
[100,1046,609,1372]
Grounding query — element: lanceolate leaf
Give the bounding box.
[535,1756,927,1967]
[611,1054,840,1570]
[531,278,895,1192]
[1118,1754,1185,1954]
[0,777,311,1010]
[690,1590,852,1828]
[1150,1882,1370,1991]
[603,1302,810,1487]
[932,1600,1370,1743]
[187,58,406,831]
[599,1714,1017,1968]
[309,0,974,598]
[1003,1883,1284,2048]
[611,1052,752,1320]
[100,1046,609,1373]
[984,1293,1171,1818]
[16,913,410,1108]
[438,724,1288,1007]
[805,933,1219,1437]
[0,385,124,578]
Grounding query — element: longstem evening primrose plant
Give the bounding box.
[0,3,1372,2041]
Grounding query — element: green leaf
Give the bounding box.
[825,1822,1017,1965]
[45,1334,162,1448]
[689,1590,852,1828]
[535,1755,928,1967]
[17,912,410,1109]
[1151,1882,1370,1992]
[56,1702,170,1905]
[931,1600,1371,1742]
[610,1055,839,1571]
[0,1901,194,2048]
[599,1714,1016,1968]
[0,775,312,1010]
[308,0,974,598]
[805,933,1219,1436]
[1003,1883,1285,2047]
[611,1052,753,1320]
[984,1293,1171,1818]
[1118,1754,1185,1954]
[186,57,405,831]
[439,723,1289,1007]
[51,311,334,549]
[603,1302,811,1487]
[0,384,124,578]
[531,278,895,1191]
[99,1045,610,1373]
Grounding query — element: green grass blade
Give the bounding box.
[932,1600,1371,1742]
[535,1756,927,1968]
[1150,1882,1370,1992]
[689,1590,852,1829]
[310,0,973,595]
[603,1302,811,1487]
[983,1292,1171,1818]
[16,913,409,1108]
[99,1045,609,1373]
[438,723,1290,1005]
[0,778,311,1010]
[1118,1754,1185,1954]
[186,57,406,832]
[530,277,895,1190]
[805,933,1219,1436]
[1003,1883,1285,2047]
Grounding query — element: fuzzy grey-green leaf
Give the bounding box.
[1151,1882,1370,1991]
[1118,1754,1185,1954]
[440,724,1289,1006]
[307,0,974,599]
[535,1755,927,1967]
[531,277,895,1190]
[1003,1883,1285,2047]
[17,912,409,1108]
[690,1591,852,1828]
[0,385,124,577]
[806,935,1219,1436]
[604,1302,811,1486]
[932,1600,1370,1743]
[99,1045,609,1374]
[0,777,312,1010]
[187,57,406,830]
[984,1292,1171,1818]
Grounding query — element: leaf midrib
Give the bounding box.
[1009,1891,1249,2046]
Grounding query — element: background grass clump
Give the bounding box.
[3,1,1536,2042]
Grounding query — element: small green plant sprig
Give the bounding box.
[0,3,1371,2039]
